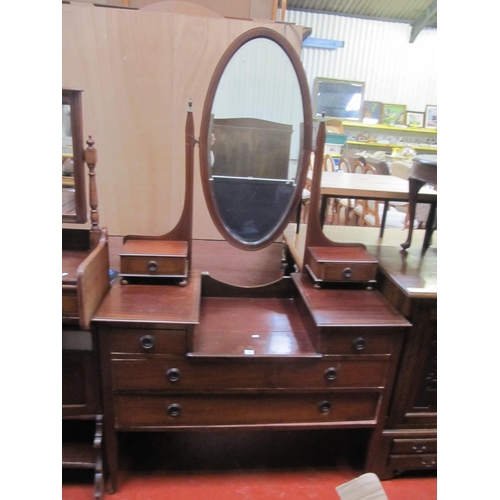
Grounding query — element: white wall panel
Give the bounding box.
[285,10,437,113]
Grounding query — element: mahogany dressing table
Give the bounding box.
[91,28,412,494]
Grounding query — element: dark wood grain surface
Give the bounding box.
[192,297,317,357]
[292,273,411,328]
[93,271,201,326]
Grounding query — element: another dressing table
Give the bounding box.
[62,95,110,500]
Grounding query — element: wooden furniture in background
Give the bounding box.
[212,118,293,179]
[401,155,437,250]
[62,139,110,500]
[364,245,437,479]
[62,89,87,224]
[305,170,437,237]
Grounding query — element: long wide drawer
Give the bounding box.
[388,454,437,472]
[111,358,391,390]
[114,392,380,428]
[391,437,437,455]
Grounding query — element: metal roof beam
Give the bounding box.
[410,0,437,43]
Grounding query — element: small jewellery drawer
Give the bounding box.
[114,392,380,428]
[391,438,437,455]
[109,328,186,355]
[307,247,378,283]
[318,330,398,355]
[120,255,187,277]
[120,240,188,278]
[111,358,391,391]
[388,454,437,472]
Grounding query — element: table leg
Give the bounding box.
[401,178,426,250]
[423,202,437,249]
[296,202,301,234]
[320,195,329,228]
[379,201,389,238]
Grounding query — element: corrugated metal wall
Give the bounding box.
[285,9,437,113]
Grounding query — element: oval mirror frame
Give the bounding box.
[199,27,312,251]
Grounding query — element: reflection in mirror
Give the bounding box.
[200,31,311,250]
[62,89,86,223]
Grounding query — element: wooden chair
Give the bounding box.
[337,155,365,225]
[296,151,315,232]
[353,164,379,226]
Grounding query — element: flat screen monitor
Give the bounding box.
[312,78,364,121]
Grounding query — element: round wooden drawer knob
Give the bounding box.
[343,267,353,279]
[166,368,182,382]
[324,367,338,381]
[318,400,332,413]
[140,335,155,350]
[352,337,367,351]
[147,260,159,273]
[167,403,182,418]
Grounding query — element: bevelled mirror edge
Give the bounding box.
[62,88,87,224]
[199,27,312,251]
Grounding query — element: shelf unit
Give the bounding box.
[342,121,437,155]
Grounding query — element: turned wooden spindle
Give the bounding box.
[84,135,100,250]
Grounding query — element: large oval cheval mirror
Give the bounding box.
[199,28,312,251]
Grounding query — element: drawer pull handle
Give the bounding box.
[421,458,436,468]
[343,267,353,279]
[147,260,159,273]
[318,400,331,413]
[166,368,181,382]
[324,367,338,381]
[167,403,182,418]
[139,335,155,350]
[412,441,427,453]
[352,337,367,351]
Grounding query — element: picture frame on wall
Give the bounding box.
[406,111,424,128]
[425,105,437,129]
[381,104,407,126]
[362,101,382,124]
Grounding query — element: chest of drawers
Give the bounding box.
[363,246,437,479]
[93,270,410,493]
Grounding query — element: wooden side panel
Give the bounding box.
[77,232,111,330]
[62,4,303,237]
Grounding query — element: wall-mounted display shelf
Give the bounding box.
[342,121,437,154]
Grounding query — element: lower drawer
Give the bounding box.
[391,437,437,455]
[114,392,380,428]
[111,357,391,390]
[388,454,437,472]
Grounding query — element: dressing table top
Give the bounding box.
[93,271,201,327]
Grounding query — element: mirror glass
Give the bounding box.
[200,31,310,250]
[62,89,86,223]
